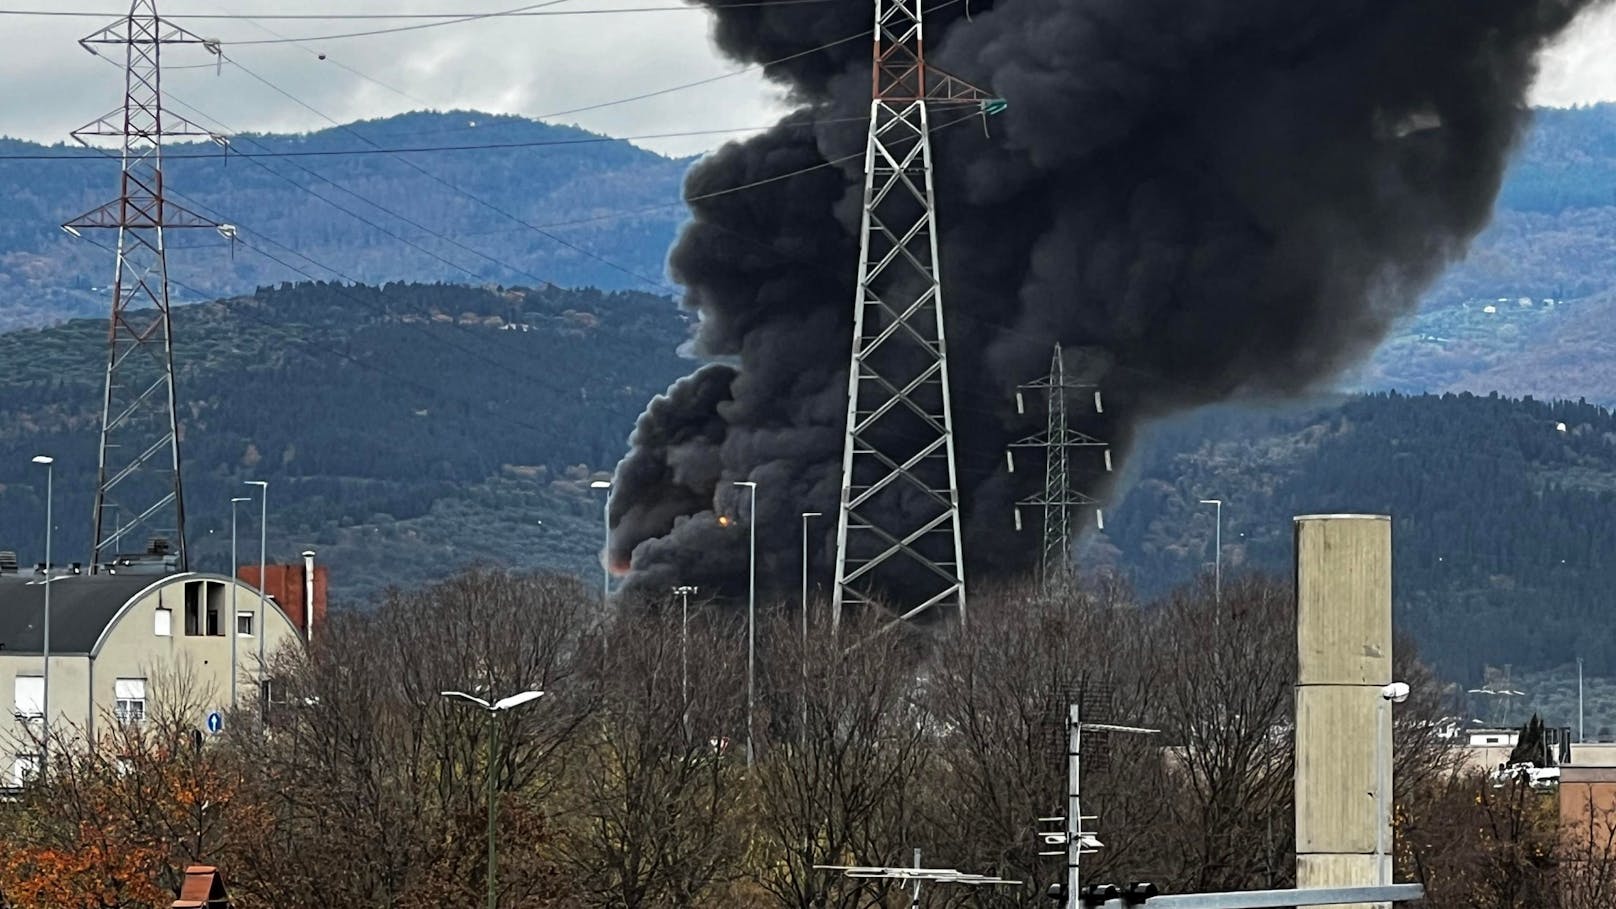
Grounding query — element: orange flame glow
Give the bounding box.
[718,515,733,528]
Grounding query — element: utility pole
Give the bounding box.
[831,0,1003,631]
[63,0,228,572]
[1009,345,1110,588]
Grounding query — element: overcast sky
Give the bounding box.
[3,1,1616,158]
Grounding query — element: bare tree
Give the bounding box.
[922,576,1166,907]
[227,568,591,908]
[750,608,938,909]
[554,608,749,908]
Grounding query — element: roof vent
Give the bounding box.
[0,551,17,574]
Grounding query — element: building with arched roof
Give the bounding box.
[1,569,306,785]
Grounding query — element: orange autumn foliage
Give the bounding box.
[0,820,168,909]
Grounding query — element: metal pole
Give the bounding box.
[1068,702,1081,909]
[601,494,610,614]
[1214,500,1222,604]
[41,460,52,769]
[673,585,695,736]
[801,511,820,749]
[487,707,498,909]
[258,484,267,676]
[1375,698,1387,885]
[1579,657,1585,744]
[747,482,757,769]
[911,847,923,909]
[230,499,239,711]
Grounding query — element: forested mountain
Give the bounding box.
[0,281,691,598]
[1,279,1612,692]
[1099,392,1616,687]
[1361,105,1616,400]
[8,104,1616,399]
[0,111,688,329]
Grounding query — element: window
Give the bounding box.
[9,754,39,787]
[12,676,42,721]
[236,611,255,636]
[184,581,201,635]
[205,581,226,636]
[154,607,172,637]
[114,678,146,726]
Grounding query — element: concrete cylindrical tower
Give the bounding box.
[1294,514,1392,909]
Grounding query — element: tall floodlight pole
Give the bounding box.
[229,496,250,711]
[32,456,53,767]
[591,480,612,616]
[442,690,546,909]
[673,585,698,734]
[734,480,757,768]
[245,480,268,687]
[1200,499,1223,603]
[1008,345,1110,589]
[800,511,820,747]
[830,0,1003,632]
[63,0,228,572]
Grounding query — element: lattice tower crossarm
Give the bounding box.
[831,0,998,630]
[63,0,223,571]
[1009,345,1111,586]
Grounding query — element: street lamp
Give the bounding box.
[1199,499,1222,603]
[590,480,612,617]
[31,455,52,764]
[1377,681,1410,886]
[442,688,546,909]
[673,585,698,728]
[733,480,757,768]
[800,511,821,748]
[244,481,268,687]
[229,496,252,710]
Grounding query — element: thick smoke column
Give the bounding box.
[609,0,1606,600]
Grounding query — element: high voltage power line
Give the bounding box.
[0,121,860,161]
[0,1,833,19]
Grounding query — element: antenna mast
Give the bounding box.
[831,0,1000,629]
[63,0,224,571]
[1009,345,1111,587]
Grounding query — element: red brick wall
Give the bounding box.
[236,563,328,640]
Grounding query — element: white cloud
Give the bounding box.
[6,1,1616,158]
[0,1,792,157]
[1532,3,1616,108]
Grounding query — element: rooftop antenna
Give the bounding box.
[831,0,1005,632]
[63,0,226,572]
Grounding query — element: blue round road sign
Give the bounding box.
[206,711,223,734]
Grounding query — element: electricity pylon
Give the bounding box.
[832,0,1001,630]
[1009,345,1111,587]
[63,0,226,571]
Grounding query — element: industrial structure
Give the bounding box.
[1009,344,1111,587]
[831,0,1000,627]
[63,0,226,572]
[1293,514,1394,909]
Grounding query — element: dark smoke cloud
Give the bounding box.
[609,0,1606,601]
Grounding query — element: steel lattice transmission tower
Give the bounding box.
[63,0,226,571]
[1009,345,1111,587]
[831,0,1001,628]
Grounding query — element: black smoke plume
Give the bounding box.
[609,0,1605,601]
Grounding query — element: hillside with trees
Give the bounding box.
[1099,392,1616,689]
[3,279,1615,694]
[9,105,1616,402]
[0,111,689,329]
[0,280,692,598]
